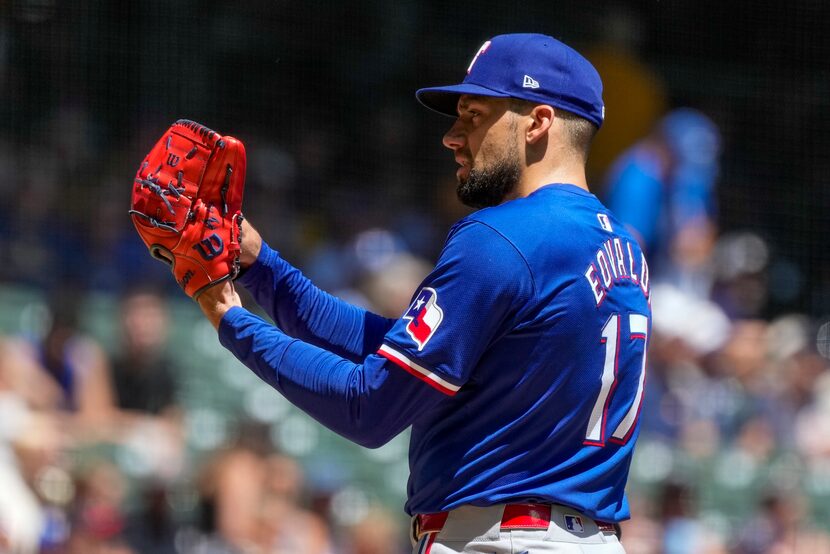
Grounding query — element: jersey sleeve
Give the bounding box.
[236,242,396,362]
[217,306,446,448]
[378,220,535,395]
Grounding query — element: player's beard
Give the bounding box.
[456,130,521,209]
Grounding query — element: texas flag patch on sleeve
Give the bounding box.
[404,287,443,350]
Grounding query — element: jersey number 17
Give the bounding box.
[584,313,649,447]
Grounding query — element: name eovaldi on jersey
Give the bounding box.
[583,235,650,307]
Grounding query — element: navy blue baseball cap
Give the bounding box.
[416,33,605,127]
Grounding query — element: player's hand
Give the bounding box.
[196,280,243,329]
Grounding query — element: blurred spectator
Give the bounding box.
[771,347,827,447]
[585,6,668,181]
[604,108,722,296]
[0,399,51,553]
[710,232,771,319]
[733,490,806,554]
[66,461,133,554]
[711,320,772,420]
[0,335,63,413]
[651,283,732,357]
[619,494,663,554]
[642,284,734,439]
[111,287,181,417]
[658,482,726,554]
[344,508,406,554]
[0,323,69,554]
[190,438,332,554]
[121,483,178,554]
[191,445,265,553]
[107,288,186,483]
[795,371,830,462]
[4,288,117,439]
[259,453,332,553]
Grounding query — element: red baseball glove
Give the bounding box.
[130,120,246,298]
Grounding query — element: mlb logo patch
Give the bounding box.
[404,288,443,351]
[564,515,584,533]
[597,213,613,232]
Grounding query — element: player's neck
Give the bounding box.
[513,163,589,199]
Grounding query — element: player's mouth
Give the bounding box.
[455,157,471,180]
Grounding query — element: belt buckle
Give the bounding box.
[500,503,552,530]
[415,512,449,540]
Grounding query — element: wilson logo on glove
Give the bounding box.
[193,234,224,261]
[130,119,246,298]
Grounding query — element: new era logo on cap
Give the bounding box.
[522,75,540,89]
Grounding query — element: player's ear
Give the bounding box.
[525,104,553,145]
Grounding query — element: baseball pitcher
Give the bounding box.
[131,33,651,553]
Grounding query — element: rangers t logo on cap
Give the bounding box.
[467,40,492,74]
[417,33,605,128]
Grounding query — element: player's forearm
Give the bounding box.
[237,241,396,362]
[196,281,243,329]
[217,306,438,447]
[239,219,263,269]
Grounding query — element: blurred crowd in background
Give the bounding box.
[1,1,829,553]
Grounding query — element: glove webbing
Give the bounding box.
[175,119,226,150]
[129,160,186,232]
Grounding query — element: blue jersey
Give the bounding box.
[217,183,651,524]
[378,184,651,520]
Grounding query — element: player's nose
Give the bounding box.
[442,119,466,150]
